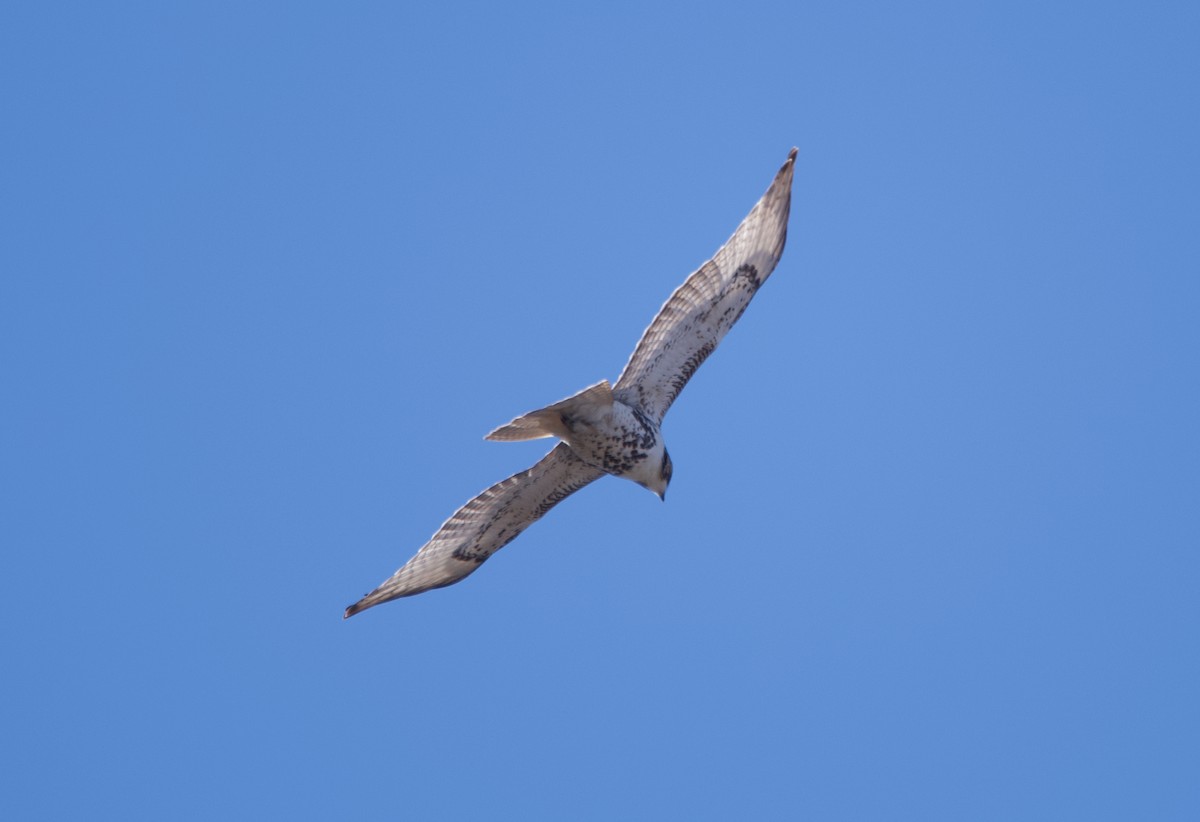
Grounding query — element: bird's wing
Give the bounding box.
[344,443,604,617]
[613,148,796,423]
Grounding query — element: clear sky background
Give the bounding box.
[3,2,1198,819]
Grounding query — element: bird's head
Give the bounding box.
[646,449,672,501]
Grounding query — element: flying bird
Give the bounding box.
[345,148,797,617]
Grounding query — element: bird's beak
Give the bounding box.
[656,490,666,502]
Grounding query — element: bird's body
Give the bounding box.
[346,148,797,617]
[485,379,670,498]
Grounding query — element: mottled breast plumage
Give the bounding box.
[562,400,662,480]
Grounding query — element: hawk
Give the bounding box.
[346,148,797,617]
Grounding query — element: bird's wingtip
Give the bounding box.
[788,146,798,161]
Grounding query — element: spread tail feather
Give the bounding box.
[485,380,613,441]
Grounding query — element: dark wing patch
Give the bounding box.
[613,149,796,423]
[345,443,603,617]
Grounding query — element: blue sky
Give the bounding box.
[3,2,1198,819]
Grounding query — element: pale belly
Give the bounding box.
[559,400,663,481]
